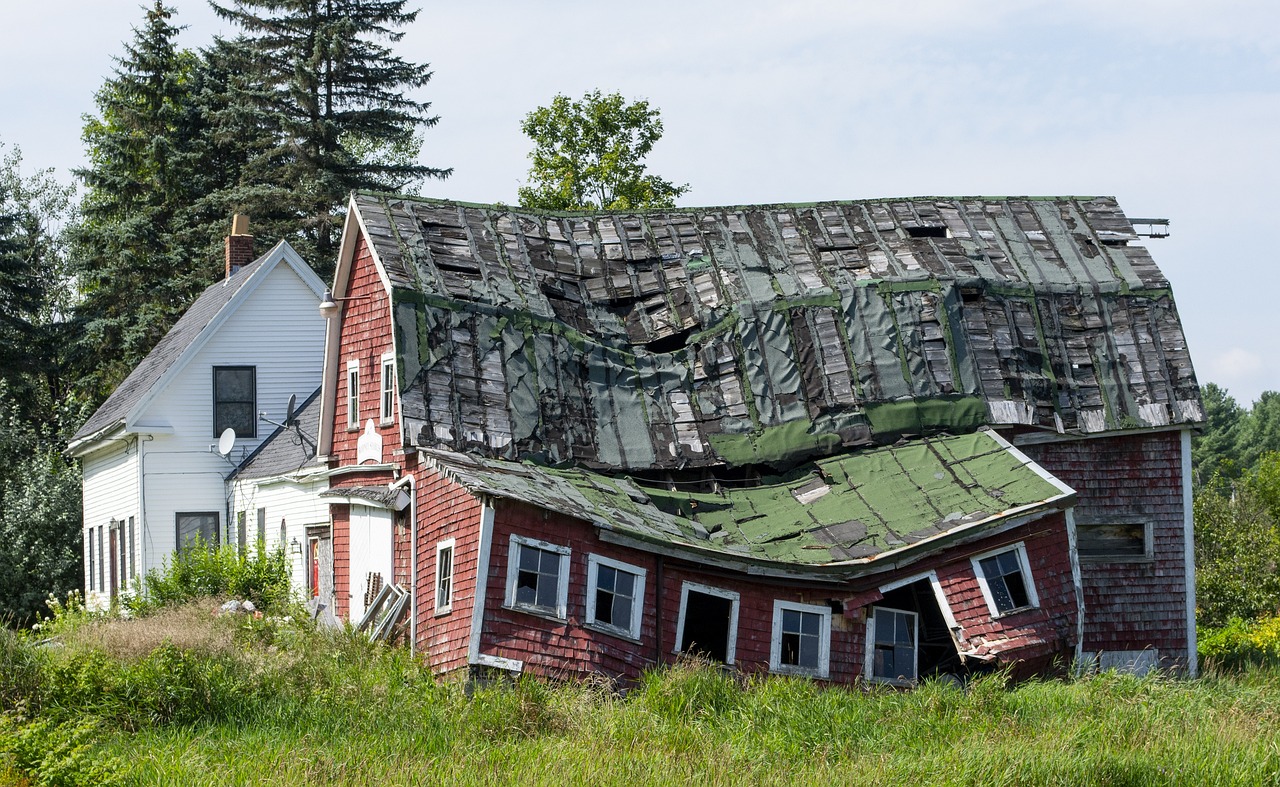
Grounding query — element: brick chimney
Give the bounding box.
[225,214,254,278]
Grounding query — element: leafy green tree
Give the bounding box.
[211,0,450,269]
[1240,391,1280,471]
[1193,382,1247,488]
[1195,454,1280,627]
[518,90,690,211]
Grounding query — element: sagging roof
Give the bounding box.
[231,388,322,481]
[70,241,324,453]
[353,193,1201,472]
[421,429,1073,578]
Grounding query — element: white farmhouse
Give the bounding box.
[68,218,326,608]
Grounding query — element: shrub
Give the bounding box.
[0,715,124,786]
[128,539,292,615]
[1200,616,1280,670]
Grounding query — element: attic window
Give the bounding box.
[1077,521,1152,562]
[213,366,256,438]
[906,226,949,239]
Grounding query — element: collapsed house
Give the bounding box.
[314,193,1200,682]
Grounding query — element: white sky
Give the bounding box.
[4,1,1278,404]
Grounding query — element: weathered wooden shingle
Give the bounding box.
[356,194,1201,472]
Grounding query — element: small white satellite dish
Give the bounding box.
[285,393,298,427]
[217,427,237,456]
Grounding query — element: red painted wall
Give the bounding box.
[1022,430,1191,669]
[465,498,1077,683]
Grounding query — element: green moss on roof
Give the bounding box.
[424,430,1071,575]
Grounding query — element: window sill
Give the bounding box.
[583,621,642,644]
[380,419,395,428]
[1079,555,1155,564]
[989,604,1039,620]
[434,605,452,617]
[504,603,566,624]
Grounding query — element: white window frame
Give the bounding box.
[769,600,832,679]
[865,606,919,686]
[584,554,646,640]
[674,581,741,665]
[346,359,360,430]
[86,526,95,592]
[971,541,1040,618]
[435,538,455,615]
[504,534,571,620]
[379,351,396,425]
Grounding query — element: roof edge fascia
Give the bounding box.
[124,242,298,428]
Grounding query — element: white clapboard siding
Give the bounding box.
[232,476,330,595]
[80,438,139,607]
[135,262,326,559]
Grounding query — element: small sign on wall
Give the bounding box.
[357,419,383,464]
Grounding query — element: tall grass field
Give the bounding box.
[3,599,1280,786]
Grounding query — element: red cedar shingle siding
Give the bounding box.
[333,233,398,463]
[415,462,484,674]
[331,505,350,620]
[468,499,1077,682]
[1022,431,1190,668]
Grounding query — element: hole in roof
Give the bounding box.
[906,226,949,239]
[644,326,697,355]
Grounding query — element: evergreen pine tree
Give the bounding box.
[69,2,211,401]
[211,0,450,270]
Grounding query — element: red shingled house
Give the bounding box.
[314,193,1201,683]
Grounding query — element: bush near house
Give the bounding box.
[125,539,292,616]
[4,603,1280,785]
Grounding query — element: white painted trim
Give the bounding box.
[865,605,919,685]
[970,541,1040,618]
[434,538,456,615]
[1009,423,1192,447]
[584,554,647,640]
[467,503,496,669]
[878,569,963,640]
[768,599,832,678]
[674,581,740,665]
[346,360,360,430]
[504,534,571,620]
[379,351,396,426]
[319,201,367,458]
[1181,428,1198,677]
[474,653,524,673]
[1065,508,1086,672]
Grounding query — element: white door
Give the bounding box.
[347,504,394,621]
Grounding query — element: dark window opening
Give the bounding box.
[176,512,220,553]
[213,366,256,438]
[592,564,636,630]
[1078,522,1149,559]
[680,590,734,662]
[879,580,962,678]
[779,608,822,669]
[906,225,948,239]
[871,607,917,683]
[515,543,561,611]
[979,550,1032,613]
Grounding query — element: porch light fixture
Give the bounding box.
[318,290,368,319]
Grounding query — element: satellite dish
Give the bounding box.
[217,427,237,456]
[285,393,298,427]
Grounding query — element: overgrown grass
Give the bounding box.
[4,606,1280,785]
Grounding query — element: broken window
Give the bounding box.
[770,600,831,678]
[1077,521,1152,561]
[504,535,570,619]
[585,554,646,639]
[972,543,1039,617]
[676,582,740,664]
[867,606,917,684]
[435,539,455,614]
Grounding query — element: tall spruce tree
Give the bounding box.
[211,0,450,271]
[70,2,212,401]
